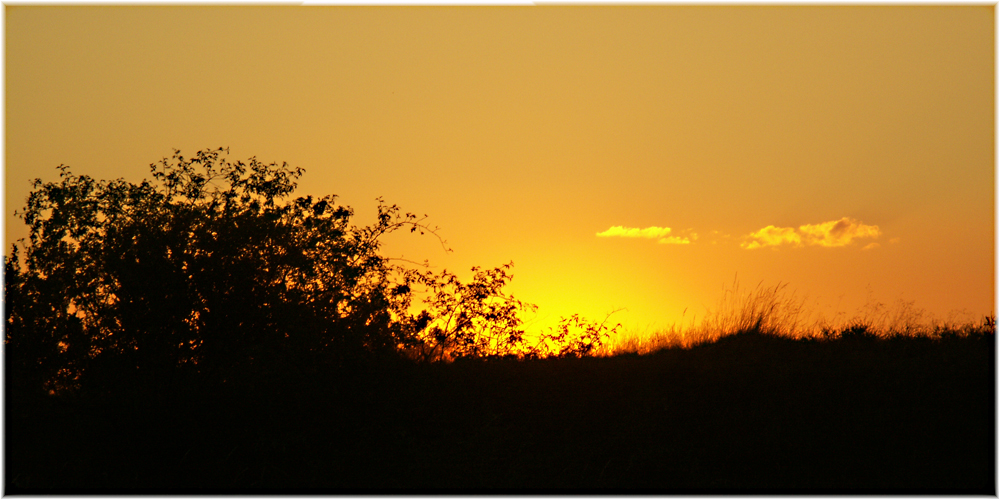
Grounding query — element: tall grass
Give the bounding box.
[598,279,995,357]
[701,279,808,339]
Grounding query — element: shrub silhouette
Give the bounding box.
[402,263,618,361]
[837,322,879,341]
[5,148,618,396]
[407,263,538,362]
[532,313,621,358]
[4,148,449,394]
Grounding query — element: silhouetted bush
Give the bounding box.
[838,323,879,341]
[532,313,620,358]
[407,263,618,361]
[4,148,619,398]
[4,148,450,394]
[406,262,536,361]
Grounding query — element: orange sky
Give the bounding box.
[5,6,995,334]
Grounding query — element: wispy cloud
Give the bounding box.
[741,217,881,250]
[740,226,801,250]
[799,218,881,247]
[597,225,693,245]
[658,236,691,245]
[597,226,673,239]
[600,219,882,249]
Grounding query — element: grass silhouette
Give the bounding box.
[598,278,992,356]
[7,294,993,494]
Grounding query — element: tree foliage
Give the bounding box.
[534,313,620,358]
[4,148,614,395]
[6,149,433,390]
[408,263,538,361]
[407,265,621,361]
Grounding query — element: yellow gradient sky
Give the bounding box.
[5,6,995,334]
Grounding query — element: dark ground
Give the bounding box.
[6,331,995,494]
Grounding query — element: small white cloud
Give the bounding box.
[862,242,880,251]
[596,225,673,239]
[598,225,698,245]
[657,236,691,245]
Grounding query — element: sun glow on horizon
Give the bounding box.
[5,6,993,347]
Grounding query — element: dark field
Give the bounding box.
[6,330,994,494]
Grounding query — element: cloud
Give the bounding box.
[597,225,696,245]
[741,217,881,250]
[862,242,880,251]
[740,225,801,249]
[658,236,691,245]
[798,217,881,247]
[596,226,673,239]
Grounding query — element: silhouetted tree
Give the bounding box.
[4,148,440,393]
[5,147,619,398]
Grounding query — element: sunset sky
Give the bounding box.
[5,6,995,335]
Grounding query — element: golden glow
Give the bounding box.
[5,6,994,338]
